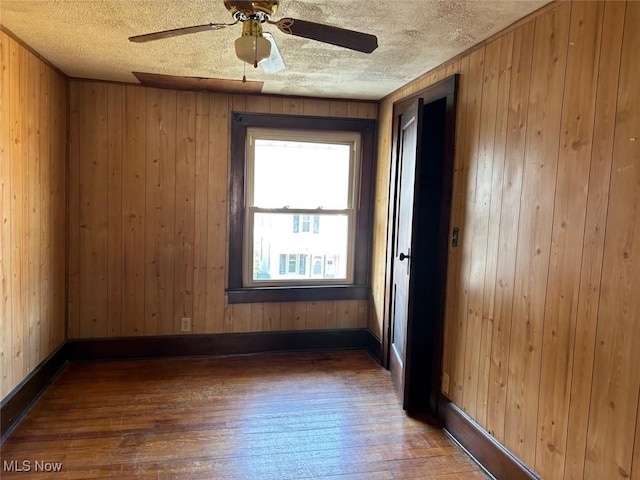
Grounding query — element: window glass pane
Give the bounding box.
[253,139,351,209]
[288,254,297,273]
[252,212,349,281]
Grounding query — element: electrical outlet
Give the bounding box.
[181,317,191,332]
[442,373,450,396]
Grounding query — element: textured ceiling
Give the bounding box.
[0,0,549,100]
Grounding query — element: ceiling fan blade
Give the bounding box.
[273,18,377,53]
[260,32,286,74]
[129,22,235,43]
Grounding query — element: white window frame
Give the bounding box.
[243,128,361,287]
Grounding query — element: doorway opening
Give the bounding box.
[384,75,458,417]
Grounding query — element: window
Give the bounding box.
[287,254,297,273]
[293,215,319,234]
[228,113,375,303]
[302,215,311,233]
[245,128,358,286]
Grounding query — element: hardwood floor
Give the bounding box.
[1,351,488,479]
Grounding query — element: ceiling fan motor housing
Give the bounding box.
[224,0,279,17]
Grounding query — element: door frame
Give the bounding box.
[382,75,459,415]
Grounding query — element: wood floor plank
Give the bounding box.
[1,351,487,480]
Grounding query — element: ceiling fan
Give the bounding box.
[129,0,378,74]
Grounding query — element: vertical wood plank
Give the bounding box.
[324,300,337,329]
[584,2,640,478]
[269,96,283,114]
[19,46,29,375]
[336,300,358,328]
[303,99,330,117]
[0,31,12,396]
[38,62,51,359]
[107,84,123,337]
[633,398,640,480]
[292,302,307,330]
[174,91,196,334]
[535,2,605,477]
[505,3,570,466]
[44,70,55,353]
[486,22,535,443]
[347,102,360,118]
[51,71,67,349]
[231,303,251,333]
[459,47,486,418]
[441,59,462,386]
[67,79,80,339]
[232,94,246,112]
[482,31,514,339]
[193,92,209,334]
[357,300,368,328]
[305,302,326,330]
[144,88,176,335]
[279,302,295,331]
[27,52,41,367]
[223,301,232,332]
[453,48,485,415]
[370,97,392,338]
[121,85,146,336]
[282,98,303,115]
[79,82,109,338]
[245,95,270,113]
[250,303,264,331]
[357,103,377,120]
[329,101,348,118]
[563,3,626,478]
[444,57,469,406]
[472,38,502,428]
[205,93,229,334]
[9,38,25,378]
[263,302,281,331]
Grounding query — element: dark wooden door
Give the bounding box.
[389,98,423,407]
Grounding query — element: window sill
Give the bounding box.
[227,285,369,304]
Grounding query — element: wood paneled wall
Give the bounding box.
[67,81,376,338]
[0,31,68,401]
[371,2,640,479]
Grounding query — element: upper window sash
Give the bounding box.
[245,128,361,211]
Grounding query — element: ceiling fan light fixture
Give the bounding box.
[235,20,271,67]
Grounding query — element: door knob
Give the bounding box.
[399,252,410,261]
